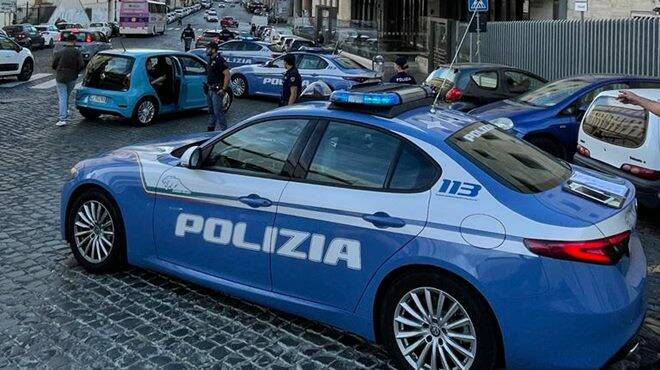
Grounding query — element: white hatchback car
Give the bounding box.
[35,24,60,47]
[88,22,112,37]
[0,35,34,81]
[575,89,660,208]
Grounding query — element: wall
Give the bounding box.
[528,0,554,19]
[566,0,660,19]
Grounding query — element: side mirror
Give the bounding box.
[180,146,202,169]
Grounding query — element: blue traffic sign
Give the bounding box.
[468,0,489,12]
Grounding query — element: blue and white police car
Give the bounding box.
[228,50,380,98]
[61,85,646,370]
[189,39,278,68]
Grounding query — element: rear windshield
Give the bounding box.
[425,68,461,94]
[334,57,364,69]
[582,96,649,148]
[516,78,590,107]
[3,26,22,34]
[448,122,572,193]
[84,55,134,91]
[60,31,90,42]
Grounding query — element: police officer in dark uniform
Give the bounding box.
[205,41,231,131]
[180,24,195,52]
[280,53,302,106]
[389,56,417,85]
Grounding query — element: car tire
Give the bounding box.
[17,58,33,81]
[66,188,126,273]
[231,74,248,98]
[222,89,233,112]
[379,271,498,370]
[79,108,101,120]
[49,38,54,48]
[528,136,566,160]
[131,97,159,126]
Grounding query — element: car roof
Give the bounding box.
[599,88,660,100]
[100,49,190,57]
[559,74,660,82]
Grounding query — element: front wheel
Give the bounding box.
[67,188,126,273]
[17,58,33,81]
[230,74,248,98]
[380,272,498,370]
[222,90,233,112]
[131,98,158,126]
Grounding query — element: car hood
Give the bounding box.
[114,131,216,157]
[470,99,549,122]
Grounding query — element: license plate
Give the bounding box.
[89,95,107,104]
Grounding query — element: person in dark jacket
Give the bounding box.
[52,33,84,126]
[389,56,416,85]
[181,24,195,52]
[205,41,231,131]
[280,53,301,106]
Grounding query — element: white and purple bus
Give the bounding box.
[119,0,167,36]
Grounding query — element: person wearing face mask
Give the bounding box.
[204,41,231,131]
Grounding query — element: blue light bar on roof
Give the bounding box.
[330,91,402,106]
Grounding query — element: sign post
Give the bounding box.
[575,0,587,21]
[468,0,488,63]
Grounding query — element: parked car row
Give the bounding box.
[167,4,202,24]
[1,21,118,51]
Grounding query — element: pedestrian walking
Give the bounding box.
[618,90,660,116]
[181,24,195,52]
[52,33,84,127]
[250,23,257,36]
[279,53,302,107]
[204,41,230,131]
[389,56,417,85]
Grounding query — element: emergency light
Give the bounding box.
[329,91,402,106]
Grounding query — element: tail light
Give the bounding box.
[445,86,463,102]
[621,164,660,180]
[576,144,590,157]
[343,76,369,83]
[18,32,28,39]
[59,33,65,41]
[524,230,631,265]
[85,34,92,43]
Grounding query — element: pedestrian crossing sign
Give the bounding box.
[468,0,489,12]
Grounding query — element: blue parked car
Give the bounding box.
[76,49,232,126]
[189,39,278,68]
[228,50,380,99]
[470,75,660,159]
[62,84,645,370]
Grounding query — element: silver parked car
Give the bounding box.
[53,29,112,62]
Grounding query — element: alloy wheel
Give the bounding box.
[138,100,155,124]
[231,76,246,96]
[73,200,115,264]
[393,287,477,370]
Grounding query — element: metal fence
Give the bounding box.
[462,18,660,80]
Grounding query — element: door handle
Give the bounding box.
[238,194,273,208]
[362,212,406,229]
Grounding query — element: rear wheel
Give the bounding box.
[222,90,233,112]
[17,58,33,81]
[528,136,566,160]
[131,98,158,126]
[230,74,248,98]
[380,272,498,370]
[79,108,101,120]
[67,188,126,273]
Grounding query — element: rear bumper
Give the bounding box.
[574,153,660,208]
[497,233,647,369]
[75,89,134,118]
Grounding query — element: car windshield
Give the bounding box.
[582,96,649,148]
[448,122,572,193]
[424,67,458,94]
[334,57,364,69]
[516,78,590,107]
[84,55,134,91]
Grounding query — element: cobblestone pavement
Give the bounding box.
[0,7,658,369]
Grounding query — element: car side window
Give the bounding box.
[306,122,400,189]
[270,56,287,68]
[504,71,544,94]
[471,71,498,89]
[298,55,328,70]
[244,42,262,51]
[178,56,206,75]
[579,83,630,107]
[389,144,439,191]
[205,119,309,177]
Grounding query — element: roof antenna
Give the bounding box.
[430,10,477,113]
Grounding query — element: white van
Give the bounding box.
[575,89,660,208]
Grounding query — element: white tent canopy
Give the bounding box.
[48,0,90,26]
